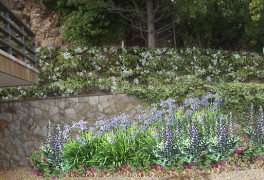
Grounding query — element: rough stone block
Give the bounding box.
[51,114,60,123]
[89,96,99,106]
[39,103,50,111]
[79,96,89,103]
[5,153,10,161]
[104,106,117,115]
[11,154,20,162]
[125,103,134,112]
[34,141,41,149]
[0,113,12,122]
[58,101,66,110]
[70,97,78,103]
[18,160,28,167]
[49,107,58,116]
[44,100,55,107]
[18,148,25,157]
[86,112,95,119]
[29,101,39,107]
[97,104,103,112]
[0,149,4,157]
[28,108,34,117]
[12,101,20,107]
[74,103,85,111]
[13,138,23,148]
[0,160,10,169]
[101,101,110,109]
[0,120,9,139]
[128,109,137,118]
[5,106,17,113]
[33,125,46,137]
[115,101,125,112]
[10,160,18,169]
[24,146,34,156]
[129,96,142,106]
[8,122,20,131]
[99,95,108,103]
[34,108,42,115]
[65,108,75,116]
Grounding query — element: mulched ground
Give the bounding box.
[1,162,264,180]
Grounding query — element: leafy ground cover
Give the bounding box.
[25,92,264,179]
[1,46,264,101]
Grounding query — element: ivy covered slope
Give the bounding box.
[1,46,264,136]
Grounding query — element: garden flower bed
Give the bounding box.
[24,92,264,179]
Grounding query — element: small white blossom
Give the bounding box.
[234,54,240,59]
[36,47,41,52]
[133,78,139,84]
[136,65,140,70]
[63,52,72,60]
[74,47,82,53]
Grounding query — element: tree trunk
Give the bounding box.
[146,0,156,48]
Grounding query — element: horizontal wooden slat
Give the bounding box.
[0,50,38,85]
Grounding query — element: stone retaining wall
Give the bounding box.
[0,93,149,170]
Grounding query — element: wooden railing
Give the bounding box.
[0,1,36,68]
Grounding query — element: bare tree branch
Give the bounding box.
[155,9,175,23]
[140,28,148,42]
[153,0,160,16]
[156,23,173,34]
[157,32,173,41]
[118,14,148,33]
[132,0,148,23]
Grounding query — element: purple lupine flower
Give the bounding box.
[221,118,229,143]
[229,112,236,137]
[209,118,213,135]
[217,117,229,155]
[48,124,66,170]
[256,106,263,140]
[248,103,254,128]
[202,116,208,138]
[189,119,201,156]
[53,125,62,155]
[44,121,51,147]
[153,117,178,166]
[59,123,65,149]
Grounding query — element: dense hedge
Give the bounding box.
[126,76,264,136]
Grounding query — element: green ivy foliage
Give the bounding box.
[1,46,264,101]
[1,46,264,135]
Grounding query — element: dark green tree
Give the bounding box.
[68,0,177,48]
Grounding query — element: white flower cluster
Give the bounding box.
[122,68,133,76]
[36,47,41,52]
[133,78,139,84]
[233,54,240,59]
[110,46,118,53]
[95,65,101,71]
[74,47,82,53]
[63,52,72,60]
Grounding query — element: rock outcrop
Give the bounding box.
[1,0,68,47]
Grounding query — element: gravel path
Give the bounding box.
[1,166,264,180]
